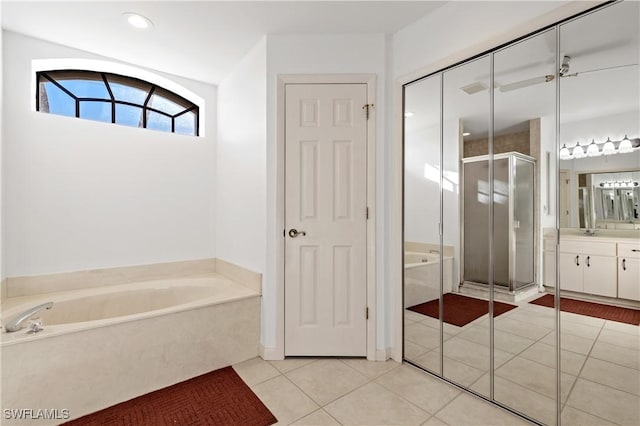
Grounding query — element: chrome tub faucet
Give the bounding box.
[4,302,54,332]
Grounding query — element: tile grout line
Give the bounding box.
[278,359,379,423]
[569,369,640,399]
[560,320,605,413]
[561,404,626,426]
[370,366,446,419]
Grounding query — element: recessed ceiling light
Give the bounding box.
[463,132,471,137]
[404,112,414,118]
[123,12,153,30]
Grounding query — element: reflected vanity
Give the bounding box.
[403,2,639,425]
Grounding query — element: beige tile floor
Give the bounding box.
[232,295,638,425]
[403,293,640,426]
[233,356,529,426]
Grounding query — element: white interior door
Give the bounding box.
[284,83,368,356]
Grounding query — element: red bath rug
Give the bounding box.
[530,294,640,326]
[408,293,517,327]
[62,366,276,426]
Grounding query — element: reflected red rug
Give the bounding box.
[63,366,277,426]
[530,294,640,326]
[408,293,517,327]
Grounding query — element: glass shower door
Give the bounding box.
[513,156,535,289]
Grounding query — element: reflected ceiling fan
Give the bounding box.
[497,55,639,92]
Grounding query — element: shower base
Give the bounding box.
[458,281,540,303]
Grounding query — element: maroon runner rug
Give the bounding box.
[408,293,517,327]
[530,294,640,326]
[63,366,277,426]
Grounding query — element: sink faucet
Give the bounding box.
[4,302,53,332]
[583,229,597,236]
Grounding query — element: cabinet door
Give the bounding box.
[583,255,617,297]
[559,252,583,292]
[544,251,556,287]
[618,258,640,301]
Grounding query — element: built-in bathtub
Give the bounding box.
[404,251,454,308]
[0,274,260,425]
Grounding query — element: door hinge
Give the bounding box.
[366,307,369,320]
[362,103,374,120]
[366,207,369,220]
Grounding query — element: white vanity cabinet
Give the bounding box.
[618,242,640,301]
[558,240,617,297]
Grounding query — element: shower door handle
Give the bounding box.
[575,255,580,266]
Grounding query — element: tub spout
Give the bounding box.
[4,302,54,332]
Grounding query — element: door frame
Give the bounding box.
[275,74,377,360]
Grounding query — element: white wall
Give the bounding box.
[0,6,4,284]
[3,31,217,277]
[216,38,267,275]
[264,33,387,353]
[216,36,269,349]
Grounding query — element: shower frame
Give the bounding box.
[460,151,537,293]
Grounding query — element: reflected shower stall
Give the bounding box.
[462,152,536,292]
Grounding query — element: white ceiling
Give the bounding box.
[405,1,639,140]
[1,1,445,85]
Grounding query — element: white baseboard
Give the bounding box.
[374,347,393,361]
[259,344,284,361]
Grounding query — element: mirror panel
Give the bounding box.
[558,1,640,425]
[442,56,491,394]
[403,74,442,373]
[492,28,558,425]
[402,4,638,426]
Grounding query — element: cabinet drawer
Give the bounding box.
[560,240,616,256]
[618,242,640,258]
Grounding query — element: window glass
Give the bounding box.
[55,71,110,99]
[115,104,143,127]
[36,69,200,136]
[39,81,75,117]
[80,101,111,123]
[107,75,150,104]
[175,111,197,136]
[147,111,172,132]
[149,88,191,116]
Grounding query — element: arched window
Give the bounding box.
[37,70,199,136]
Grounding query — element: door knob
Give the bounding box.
[288,229,306,238]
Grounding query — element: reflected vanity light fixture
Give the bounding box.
[586,139,600,157]
[602,137,616,156]
[572,142,586,159]
[599,180,639,189]
[561,135,639,159]
[618,134,634,154]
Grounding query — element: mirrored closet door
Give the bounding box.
[556,2,639,425]
[403,2,639,425]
